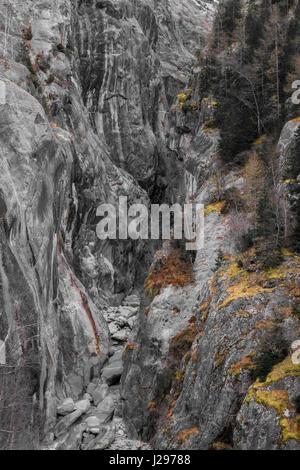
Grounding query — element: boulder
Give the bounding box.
[123,295,140,307]
[86,382,97,395]
[119,306,139,319]
[54,408,84,438]
[90,428,100,435]
[57,398,75,416]
[91,383,109,406]
[83,393,93,402]
[102,364,123,385]
[109,349,124,364]
[81,423,116,450]
[85,416,101,430]
[57,423,87,450]
[74,399,90,414]
[96,395,115,423]
[111,330,128,343]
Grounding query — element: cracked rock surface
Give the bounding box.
[1,0,299,453]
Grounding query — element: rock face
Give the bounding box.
[0,0,215,449]
[121,121,300,450]
[118,0,300,453]
[57,398,75,416]
[1,0,299,452]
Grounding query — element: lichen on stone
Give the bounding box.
[246,356,300,443]
[204,201,226,216]
[175,427,198,445]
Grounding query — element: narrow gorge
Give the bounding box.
[0,0,299,451]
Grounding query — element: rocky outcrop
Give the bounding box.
[0,0,217,448]
[121,114,300,449]
[119,0,300,451]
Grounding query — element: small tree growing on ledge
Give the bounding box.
[252,315,288,381]
[173,89,199,115]
[144,240,194,296]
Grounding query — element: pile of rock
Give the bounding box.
[101,294,140,385]
[52,379,118,449]
[103,294,140,345]
[47,295,146,450]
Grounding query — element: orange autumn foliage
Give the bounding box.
[144,249,194,295]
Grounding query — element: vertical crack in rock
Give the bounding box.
[70,273,101,356]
